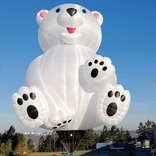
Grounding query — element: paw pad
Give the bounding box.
[107,102,117,116]
[107,90,126,116]
[17,93,38,119]
[27,105,38,119]
[17,93,36,105]
[107,91,126,102]
[88,59,107,78]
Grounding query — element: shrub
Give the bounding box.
[151,148,156,156]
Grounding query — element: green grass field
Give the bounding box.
[29,150,131,156]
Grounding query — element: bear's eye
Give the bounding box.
[82,8,87,14]
[55,8,61,13]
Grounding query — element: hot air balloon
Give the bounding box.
[12,3,130,156]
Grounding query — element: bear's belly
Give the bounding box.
[40,45,94,108]
[40,45,94,87]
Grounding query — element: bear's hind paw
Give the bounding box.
[96,84,130,125]
[12,86,48,128]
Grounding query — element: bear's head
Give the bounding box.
[36,3,103,53]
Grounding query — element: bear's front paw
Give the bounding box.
[12,86,48,128]
[84,55,116,88]
[96,84,130,125]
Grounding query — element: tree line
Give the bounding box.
[137,119,156,147]
[0,126,26,155]
[0,119,156,155]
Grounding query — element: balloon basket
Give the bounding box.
[56,130,86,156]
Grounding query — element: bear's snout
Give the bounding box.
[66,8,77,17]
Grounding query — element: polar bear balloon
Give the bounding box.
[12,3,130,131]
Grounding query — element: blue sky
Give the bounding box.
[0,0,156,133]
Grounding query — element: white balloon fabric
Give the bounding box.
[12,3,130,130]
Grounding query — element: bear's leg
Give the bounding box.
[25,56,75,129]
[12,86,75,130]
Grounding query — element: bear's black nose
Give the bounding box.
[67,8,77,17]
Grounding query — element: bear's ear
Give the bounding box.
[91,11,103,26]
[36,10,49,25]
